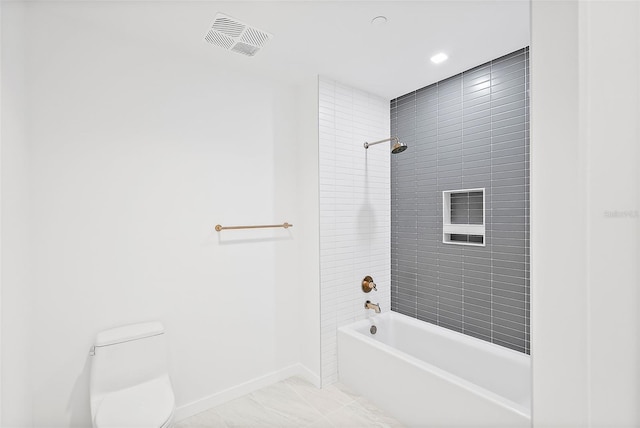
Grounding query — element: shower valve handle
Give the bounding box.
[362,276,377,293]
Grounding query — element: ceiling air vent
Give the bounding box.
[204,13,272,57]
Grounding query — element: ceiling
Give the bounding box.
[44,1,531,100]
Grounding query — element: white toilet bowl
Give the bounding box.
[89,322,176,428]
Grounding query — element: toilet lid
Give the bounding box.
[94,376,175,428]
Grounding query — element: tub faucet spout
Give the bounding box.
[365,300,381,313]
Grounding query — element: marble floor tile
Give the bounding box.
[213,394,295,427]
[325,401,392,428]
[355,398,405,428]
[283,376,355,415]
[331,381,362,402]
[175,408,227,428]
[251,381,324,426]
[306,416,335,428]
[176,377,404,428]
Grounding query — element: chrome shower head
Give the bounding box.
[391,141,408,154]
[363,136,408,154]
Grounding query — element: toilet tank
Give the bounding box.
[90,322,170,398]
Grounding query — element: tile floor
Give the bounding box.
[175,376,404,427]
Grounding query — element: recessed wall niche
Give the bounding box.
[442,188,485,246]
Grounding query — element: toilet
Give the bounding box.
[89,322,176,428]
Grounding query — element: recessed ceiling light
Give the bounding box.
[371,16,388,25]
[431,52,448,64]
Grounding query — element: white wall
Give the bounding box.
[0,3,2,423]
[296,78,322,382]
[585,3,639,425]
[318,77,390,385]
[530,1,588,425]
[531,1,640,427]
[1,2,34,426]
[1,2,320,426]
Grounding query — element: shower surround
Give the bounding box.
[391,48,530,354]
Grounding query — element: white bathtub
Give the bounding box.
[337,311,531,428]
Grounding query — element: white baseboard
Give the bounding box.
[296,363,321,388]
[174,363,320,422]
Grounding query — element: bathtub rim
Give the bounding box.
[338,311,531,420]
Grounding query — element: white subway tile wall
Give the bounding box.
[319,77,391,385]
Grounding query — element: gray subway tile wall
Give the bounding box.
[391,48,530,354]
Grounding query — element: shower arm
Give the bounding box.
[364,136,399,149]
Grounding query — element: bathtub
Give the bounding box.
[337,311,531,428]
